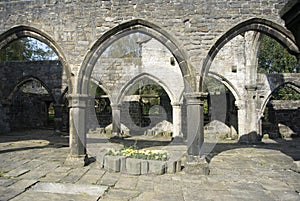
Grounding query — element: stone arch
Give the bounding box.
[207,72,241,101]
[0,25,73,92]
[200,18,300,91]
[59,86,69,104]
[78,19,195,95]
[117,73,175,105]
[89,78,112,103]
[260,82,300,117]
[7,76,55,103]
[7,76,57,130]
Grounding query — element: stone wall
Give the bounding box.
[0,0,298,142]
[92,38,184,104]
[0,60,67,132]
[0,60,66,102]
[9,91,51,130]
[0,0,288,86]
[266,100,300,137]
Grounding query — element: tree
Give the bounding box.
[258,35,298,73]
[0,37,57,61]
[258,35,300,100]
[272,86,300,100]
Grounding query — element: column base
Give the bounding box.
[171,136,185,145]
[291,161,300,173]
[238,132,261,144]
[184,155,209,175]
[64,154,88,167]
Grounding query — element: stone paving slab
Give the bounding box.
[30,182,108,196]
[1,130,300,201]
[9,191,100,201]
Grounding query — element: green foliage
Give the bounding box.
[107,146,169,161]
[258,35,300,100]
[203,100,209,115]
[258,35,298,73]
[0,37,57,61]
[134,84,165,96]
[272,87,300,100]
[134,84,167,115]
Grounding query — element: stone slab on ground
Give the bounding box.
[1,131,300,201]
[10,191,100,201]
[30,182,108,196]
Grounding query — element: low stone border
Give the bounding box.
[102,155,181,175]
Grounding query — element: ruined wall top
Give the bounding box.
[0,0,292,93]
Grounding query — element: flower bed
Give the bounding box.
[107,146,168,161]
[103,147,181,175]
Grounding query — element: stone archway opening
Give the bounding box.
[121,80,173,136]
[89,82,112,128]
[203,76,238,143]
[0,36,67,133]
[74,20,191,166]
[9,78,53,130]
[257,33,299,140]
[261,84,300,139]
[202,18,300,143]
[88,31,184,131]
[84,30,185,155]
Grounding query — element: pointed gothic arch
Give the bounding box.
[200,18,300,91]
[77,19,195,95]
[7,76,55,102]
[0,25,72,92]
[117,73,175,105]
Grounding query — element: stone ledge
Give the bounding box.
[184,155,209,175]
[64,154,88,167]
[291,161,300,173]
[103,155,181,175]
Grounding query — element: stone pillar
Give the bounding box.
[238,85,260,143]
[65,94,89,166]
[111,103,121,136]
[53,104,64,133]
[184,92,209,175]
[185,93,206,156]
[172,102,183,143]
[235,100,246,138]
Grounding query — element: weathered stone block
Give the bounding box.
[141,160,149,175]
[104,156,121,172]
[64,155,88,167]
[148,160,166,175]
[166,161,176,174]
[176,160,182,172]
[291,161,300,173]
[126,158,141,175]
[95,150,107,168]
[120,156,127,173]
[184,156,209,175]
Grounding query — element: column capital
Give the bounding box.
[184,92,208,105]
[245,84,257,91]
[171,101,183,106]
[110,103,122,110]
[235,100,245,110]
[67,94,91,108]
[53,103,65,107]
